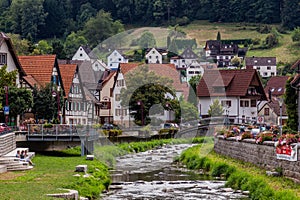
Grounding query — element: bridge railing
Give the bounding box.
[27,124,100,139]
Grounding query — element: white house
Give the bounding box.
[72,45,92,61]
[197,69,267,123]
[107,50,128,70]
[145,48,166,64]
[0,32,25,87]
[245,57,277,78]
[170,47,199,69]
[186,61,217,83]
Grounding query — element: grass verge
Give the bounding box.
[178,143,300,199]
[0,137,207,199]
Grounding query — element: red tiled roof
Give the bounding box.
[119,63,189,99]
[19,55,57,87]
[264,76,289,97]
[59,64,77,98]
[197,69,267,99]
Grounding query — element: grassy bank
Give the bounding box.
[0,137,207,199]
[178,143,300,199]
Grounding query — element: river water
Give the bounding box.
[101,144,249,200]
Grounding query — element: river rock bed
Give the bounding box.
[101,144,249,200]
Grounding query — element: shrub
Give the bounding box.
[43,123,53,128]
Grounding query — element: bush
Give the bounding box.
[43,123,53,128]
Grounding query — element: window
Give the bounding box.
[264,108,270,116]
[117,79,125,87]
[195,71,201,74]
[79,53,83,57]
[251,99,256,107]
[240,100,249,107]
[267,66,271,70]
[0,53,7,65]
[118,58,121,61]
[256,66,260,70]
[149,56,152,59]
[271,72,275,76]
[188,71,194,74]
[221,100,231,107]
[214,87,225,93]
[263,72,268,76]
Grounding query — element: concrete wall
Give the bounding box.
[214,136,300,182]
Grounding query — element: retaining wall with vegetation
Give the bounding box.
[214,136,300,182]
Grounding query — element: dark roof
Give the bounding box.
[197,69,267,99]
[291,59,300,69]
[260,97,287,116]
[78,60,100,90]
[180,47,199,59]
[245,57,276,66]
[204,40,221,50]
[264,76,289,97]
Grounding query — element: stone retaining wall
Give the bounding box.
[0,133,16,157]
[214,136,300,182]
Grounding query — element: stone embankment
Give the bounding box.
[214,136,300,182]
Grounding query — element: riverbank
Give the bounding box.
[178,143,300,199]
[0,137,207,199]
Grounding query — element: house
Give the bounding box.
[72,45,108,71]
[0,32,26,87]
[197,69,267,123]
[19,55,63,91]
[170,47,199,70]
[59,63,89,125]
[76,60,104,125]
[203,40,246,68]
[258,99,287,126]
[112,63,188,126]
[97,70,117,124]
[290,59,300,131]
[245,57,277,78]
[145,48,167,64]
[107,50,128,70]
[186,61,217,83]
[19,55,65,123]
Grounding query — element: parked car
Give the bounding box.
[101,123,120,130]
[163,123,179,129]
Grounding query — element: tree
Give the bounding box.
[265,33,278,48]
[216,31,221,40]
[188,75,201,107]
[82,9,124,48]
[281,0,300,29]
[168,39,178,54]
[230,56,242,67]
[0,65,18,110]
[284,77,298,131]
[180,99,198,123]
[120,65,175,125]
[9,0,48,39]
[6,33,31,55]
[32,84,62,122]
[291,27,300,42]
[138,31,157,49]
[2,87,33,124]
[208,99,224,117]
[51,39,66,59]
[32,40,53,55]
[64,32,88,59]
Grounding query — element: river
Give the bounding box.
[101,144,249,200]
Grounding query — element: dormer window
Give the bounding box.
[268,60,271,63]
[214,86,225,93]
[152,51,155,54]
[254,60,257,63]
[80,53,83,57]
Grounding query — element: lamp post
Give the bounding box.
[52,86,62,124]
[137,100,144,126]
[277,97,283,136]
[4,86,8,124]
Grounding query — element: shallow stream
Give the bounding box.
[101,144,249,200]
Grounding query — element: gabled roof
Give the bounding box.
[291,59,300,69]
[264,76,289,97]
[19,55,57,87]
[180,47,199,59]
[197,69,267,99]
[59,64,77,98]
[78,60,100,90]
[259,97,287,116]
[204,40,221,50]
[117,63,189,98]
[245,57,276,66]
[0,32,26,76]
